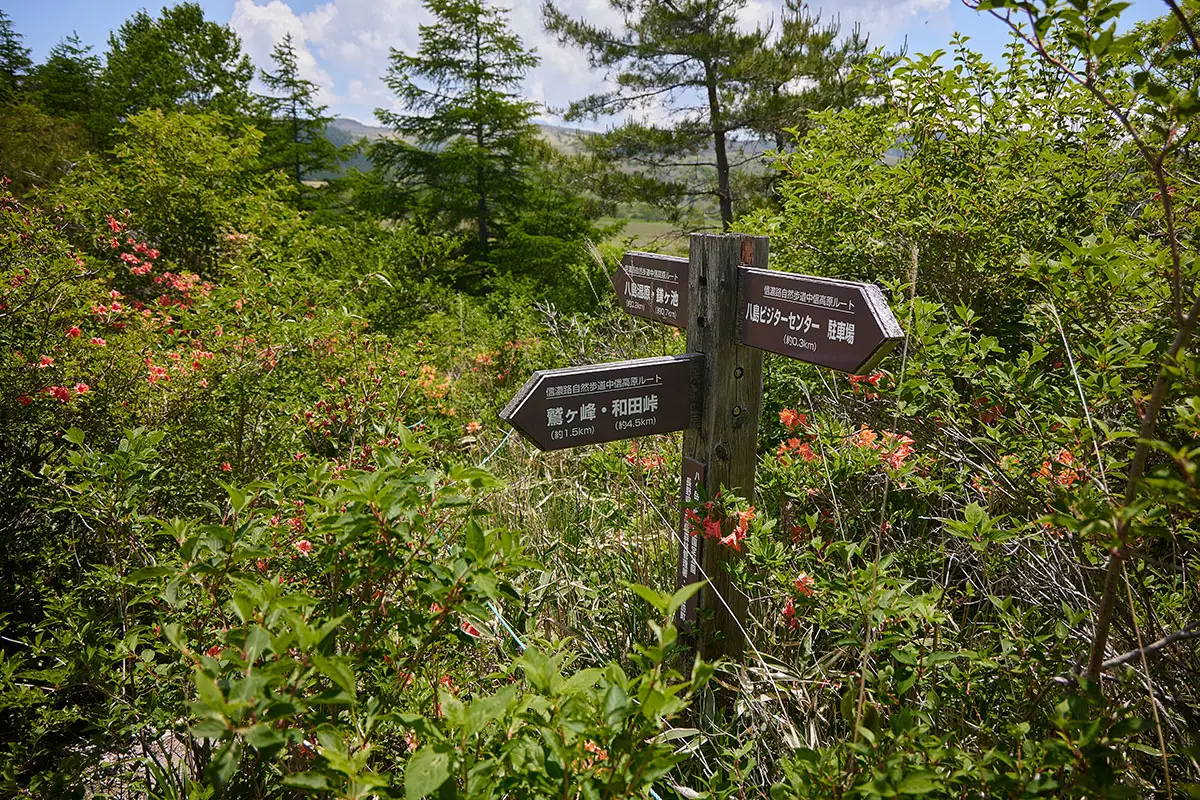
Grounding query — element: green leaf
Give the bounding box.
[203,740,242,789]
[627,583,669,614]
[897,770,942,794]
[464,685,516,737]
[64,428,85,446]
[283,771,331,790]
[243,723,285,755]
[464,519,484,556]
[311,653,356,698]
[603,682,629,727]
[667,580,706,617]
[405,743,455,800]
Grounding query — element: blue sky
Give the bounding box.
[3,0,1171,127]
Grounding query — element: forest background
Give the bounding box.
[1,0,1199,797]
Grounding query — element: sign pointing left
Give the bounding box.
[500,354,703,451]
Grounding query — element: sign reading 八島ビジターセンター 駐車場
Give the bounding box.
[739,267,904,374]
[499,354,702,451]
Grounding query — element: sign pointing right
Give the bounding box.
[739,267,904,374]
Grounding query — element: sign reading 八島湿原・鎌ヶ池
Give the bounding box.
[611,251,689,329]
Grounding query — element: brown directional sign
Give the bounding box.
[500,354,703,451]
[739,267,904,374]
[611,251,689,328]
[676,457,706,627]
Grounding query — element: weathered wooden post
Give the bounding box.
[682,234,767,661]
[505,232,903,664]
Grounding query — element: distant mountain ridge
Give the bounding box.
[313,117,592,178]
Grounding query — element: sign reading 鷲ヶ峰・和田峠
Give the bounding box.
[499,354,702,451]
[739,267,904,374]
[611,251,689,328]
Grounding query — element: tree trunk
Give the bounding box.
[291,95,301,185]
[705,63,733,230]
[474,27,489,255]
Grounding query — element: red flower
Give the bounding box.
[465,420,482,434]
[461,620,481,637]
[45,386,71,402]
[294,539,313,555]
[106,215,123,233]
[702,517,722,540]
[293,451,306,461]
[205,645,222,658]
[66,326,81,338]
[221,462,232,472]
[38,355,54,368]
[852,425,877,448]
[794,573,817,597]
[779,408,806,431]
[74,382,89,395]
[782,597,799,629]
[90,337,106,346]
[17,395,32,407]
[719,529,744,551]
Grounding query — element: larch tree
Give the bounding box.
[258,32,338,192]
[0,9,32,98]
[374,0,540,260]
[30,33,102,130]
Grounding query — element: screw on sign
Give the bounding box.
[499,354,703,451]
[610,251,689,328]
[739,267,904,374]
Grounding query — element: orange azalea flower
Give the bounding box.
[779,408,806,431]
[852,424,877,448]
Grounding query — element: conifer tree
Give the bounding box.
[374,0,539,258]
[0,9,32,98]
[258,32,337,189]
[747,2,873,152]
[544,0,872,228]
[31,33,101,121]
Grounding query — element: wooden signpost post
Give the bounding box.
[501,233,904,660]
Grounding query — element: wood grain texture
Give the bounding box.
[683,233,767,661]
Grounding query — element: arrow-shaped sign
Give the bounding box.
[500,354,703,451]
[611,251,689,328]
[739,268,903,374]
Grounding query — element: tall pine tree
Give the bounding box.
[258,32,337,191]
[544,0,872,229]
[374,0,539,259]
[746,3,872,152]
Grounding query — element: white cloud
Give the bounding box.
[230,0,336,99]
[228,0,951,125]
[812,0,952,44]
